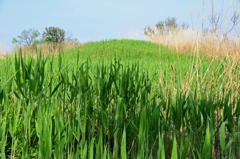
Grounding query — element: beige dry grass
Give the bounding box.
[11,40,89,58]
[143,0,240,60]
[140,0,240,106]
[0,40,87,59]
[0,54,6,59]
[23,42,79,55]
[144,28,240,59]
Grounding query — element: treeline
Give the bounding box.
[12,27,79,48]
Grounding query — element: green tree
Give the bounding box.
[156,21,164,30]
[155,17,178,31]
[144,17,189,37]
[143,25,155,37]
[12,28,40,46]
[164,17,178,29]
[42,27,65,44]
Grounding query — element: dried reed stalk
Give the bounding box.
[144,0,240,59]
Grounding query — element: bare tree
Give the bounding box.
[208,13,220,32]
[64,31,74,43]
[12,28,40,46]
[208,12,240,34]
[227,11,240,34]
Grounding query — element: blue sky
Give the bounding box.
[0,0,238,51]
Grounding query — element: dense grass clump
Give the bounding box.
[0,39,240,158]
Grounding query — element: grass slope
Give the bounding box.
[59,39,234,90]
[0,39,239,158]
[61,39,208,79]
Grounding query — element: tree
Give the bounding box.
[12,28,40,46]
[156,21,164,30]
[42,27,65,44]
[155,17,178,31]
[180,22,189,29]
[227,11,240,34]
[143,25,155,37]
[208,13,220,33]
[144,17,188,37]
[164,17,178,29]
[207,11,240,34]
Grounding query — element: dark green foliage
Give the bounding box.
[42,26,65,44]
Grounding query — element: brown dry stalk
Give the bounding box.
[13,42,84,58]
[1,41,91,59]
[145,0,240,59]
[147,27,240,59]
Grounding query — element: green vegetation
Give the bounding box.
[42,27,66,44]
[12,28,40,47]
[63,39,194,78]
[0,39,239,158]
[12,27,78,48]
[144,17,189,38]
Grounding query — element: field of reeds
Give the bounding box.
[0,40,86,60]
[0,38,239,158]
[0,1,240,158]
[143,0,240,60]
[13,39,84,58]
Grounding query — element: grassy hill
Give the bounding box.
[0,39,239,158]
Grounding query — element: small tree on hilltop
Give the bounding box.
[12,28,40,46]
[143,25,155,38]
[156,21,164,30]
[156,17,178,31]
[42,27,65,44]
[144,17,189,38]
[164,17,178,29]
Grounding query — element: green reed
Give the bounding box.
[0,50,239,158]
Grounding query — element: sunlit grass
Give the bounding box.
[0,39,239,158]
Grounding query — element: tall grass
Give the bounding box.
[12,39,88,58]
[145,27,240,58]
[0,49,239,158]
[142,0,240,114]
[158,47,240,102]
[144,0,240,59]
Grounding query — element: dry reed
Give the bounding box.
[144,27,240,59]
[13,40,85,58]
[144,0,240,60]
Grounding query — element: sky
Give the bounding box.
[0,0,239,53]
